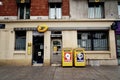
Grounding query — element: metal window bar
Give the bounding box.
[78,31,108,51]
[15,38,26,50]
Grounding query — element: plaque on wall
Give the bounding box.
[0,24,5,29]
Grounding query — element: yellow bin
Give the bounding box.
[74,48,86,66]
[62,48,73,67]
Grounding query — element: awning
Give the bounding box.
[14,27,110,31]
[48,0,62,3]
[16,0,31,4]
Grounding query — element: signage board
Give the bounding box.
[0,24,5,29]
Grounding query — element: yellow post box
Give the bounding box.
[62,48,73,67]
[74,48,86,67]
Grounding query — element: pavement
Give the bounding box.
[0,66,120,80]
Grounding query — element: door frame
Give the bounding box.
[51,39,62,65]
[32,31,44,65]
[115,34,120,65]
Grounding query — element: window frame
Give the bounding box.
[77,31,109,51]
[49,3,62,19]
[118,2,120,18]
[18,4,30,19]
[88,2,104,19]
[15,31,26,51]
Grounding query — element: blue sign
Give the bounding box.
[0,24,5,29]
[77,53,84,62]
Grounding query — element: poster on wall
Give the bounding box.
[64,52,72,62]
[76,52,84,62]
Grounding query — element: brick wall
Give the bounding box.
[31,0,69,16]
[0,0,17,16]
[31,0,48,16]
[62,0,69,16]
[0,0,69,17]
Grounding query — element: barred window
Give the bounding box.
[77,31,109,51]
[15,31,26,50]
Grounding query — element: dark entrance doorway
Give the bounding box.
[33,32,44,65]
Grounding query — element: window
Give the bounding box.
[49,3,62,19]
[18,4,30,19]
[15,31,26,50]
[118,2,120,18]
[77,31,109,51]
[88,2,104,18]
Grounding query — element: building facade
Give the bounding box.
[0,0,120,66]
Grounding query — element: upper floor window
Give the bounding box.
[18,4,30,19]
[88,2,104,19]
[49,3,62,19]
[118,2,120,18]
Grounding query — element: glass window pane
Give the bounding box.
[26,6,30,19]
[78,31,108,51]
[116,35,120,57]
[20,6,24,19]
[88,2,104,18]
[56,8,62,19]
[49,3,62,19]
[15,31,26,50]
[78,32,92,50]
[18,4,30,19]
[118,4,120,16]
[49,8,55,19]
[93,32,108,50]
[88,7,94,18]
[95,7,100,18]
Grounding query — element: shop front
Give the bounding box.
[0,20,118,66]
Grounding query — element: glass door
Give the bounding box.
[51,39,62,65]
[116,35,120,65]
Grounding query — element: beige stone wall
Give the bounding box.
[70,0,88,19]
[44,31,51,66]
[70,0,119,19]
[62,31,77,48]
[105,0,118,19]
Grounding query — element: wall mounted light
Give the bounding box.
[0,1,3,5]
[111,21,118,30]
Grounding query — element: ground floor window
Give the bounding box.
[77,31,109,51]
[15,31,26,50]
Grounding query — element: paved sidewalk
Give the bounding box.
[0,66,120,80]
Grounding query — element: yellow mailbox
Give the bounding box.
[62,48,73,67]
[74,48,86,67]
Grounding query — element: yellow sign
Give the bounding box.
[37,24,48,33]
[21,0,25,3]
[53,46,57,52]
[95,0,100,2]
[74,48,86,66]
[62,48,73,67]
[27,42,32,55]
